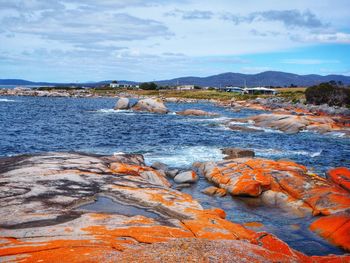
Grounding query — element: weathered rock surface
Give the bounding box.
[0,152,349,262]
[202,186,227,197]
[198,158,350,216]
[174,171,198,184]
[310,210,350,252]
[232,113,350,135]
[114,97,131,110]
[132,98,169,114]
[176,109,219,117]
[327,167,350,192]
[222,148,255,159]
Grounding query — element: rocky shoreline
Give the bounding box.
[1,152,350,262]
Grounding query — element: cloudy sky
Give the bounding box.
[0,0,349,82]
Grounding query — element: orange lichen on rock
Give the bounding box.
[327,167,350,192]
[244,222,264,228]
[310,211,350,251]
[199,158,350,216]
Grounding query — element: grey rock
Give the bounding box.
[115,97,130,110]
[174,171,198,184]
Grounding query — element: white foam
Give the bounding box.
[255,148,323,158]
[113,152,126,156]
[0,98,18,102]
[144,146,224,167]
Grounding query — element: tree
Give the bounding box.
[305,81,350,107]
[139,82,158,90]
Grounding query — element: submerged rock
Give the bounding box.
[174,171,198,184]
[310,211,350,251]
[176,109,219,117]
[202,186,227,197]
[132,98,169,114]
[114,97,131,110]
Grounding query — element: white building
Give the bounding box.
[242,87,277,95]
[176,85,195,90]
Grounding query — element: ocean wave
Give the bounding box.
[0,98,18,102]
[255,148,323,158]
[144,146,224,167]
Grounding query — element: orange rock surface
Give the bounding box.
[327,167,350,192]
[199,158,350,216]
[310,211,350,251]
[1,153,350,262]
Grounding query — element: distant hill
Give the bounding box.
[1,71,349,88]
[155,71,350,87]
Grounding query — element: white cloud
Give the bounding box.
[282,59,340,65]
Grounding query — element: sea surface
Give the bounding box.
[1,96,349,256]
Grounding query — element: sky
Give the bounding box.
[0,0,350,82]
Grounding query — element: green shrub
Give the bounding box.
[305,82,350,107]
[139,82,158,90]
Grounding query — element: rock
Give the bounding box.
[221,148,255,159]
[201,186,227,197]
[202,186,218,196]
[166,169,179,178]
[132,98,169,114]
[327,167,350,192]
[175,183,192,189]
[176,109,219,117]
[114,97,130,110]
[234,113,350,136]
[198,158,350,216]
[0,152,349,261]
[310,211,350,251]
[151,161,168,171]
[228,125,262,132]
[174,171,198,184]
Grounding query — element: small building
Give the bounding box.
[110,82,138,89]
[176,85,195,90]
[222,86,243,93]
[242,87,277,95]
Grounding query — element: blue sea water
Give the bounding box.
[0,96,349,256]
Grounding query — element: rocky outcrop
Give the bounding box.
[1,152,349,261]
[232,113,350,135]
[114,97,131,110]
[198,158,350,216]
[176,109,219,117]
[222,148,255,159]
[132,98,169,114]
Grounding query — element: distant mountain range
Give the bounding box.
[1,71,350,87]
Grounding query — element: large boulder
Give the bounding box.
[221,148,255,159]
[176,109,219,117]
[132,98,169,114]
[174,171,198,184]
[114,97,130,110]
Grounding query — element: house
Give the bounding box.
[110,82,138,89]
[176,85,195,90]
[221,86,243,93]
[242,87,277,95]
